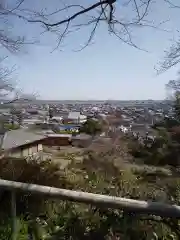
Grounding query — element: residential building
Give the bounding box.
[0,129,73,159]
[1,129,46,158]
[68,112,87,124]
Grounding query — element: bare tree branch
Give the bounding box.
[0,57,37,106]
[24,0,154,50]
[156,1,180,72]
[28,1,113,28]
[164,0,180,9]
[157,40,180,74]
[0,0,178,69]
[0,0,170,54]
[74,3,109,51]
[0,58,15,98]
[4,0,26,14]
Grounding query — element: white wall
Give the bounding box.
[37,144,43,151]
[22,148,29,157]
[10,150,22,158]
[9,143,43,158]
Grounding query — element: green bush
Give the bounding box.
[4,123,20,130]
[80,119,102,135]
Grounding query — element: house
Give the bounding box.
[50,116,63,123]
[68,112,87,124]
[43,134,72,146]
[0,129,47,158]
[58,124,80,133]
[26,109,39,115]
[0,126,84,159]
[22,118,43,126]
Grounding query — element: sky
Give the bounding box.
[3,0,180,100]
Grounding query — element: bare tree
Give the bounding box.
[0,58,37,131]
[0,69,36,104]
[166,79,180,94]
[158,0,180,72]
[159,41,180,73]
[0,56,38,110]
[1,0,180,69]
[0,0,36,104]
[0,58,15,99]
[0,0,26,53]
[0,0,161,52]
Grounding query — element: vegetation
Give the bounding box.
[57,130,79,134]
[2,82,180,238]
[1,149,180,239]
[4,123,20,131]
[80,119,102,135]
[129,79,180,168]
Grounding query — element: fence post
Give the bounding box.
[11,190,18,240]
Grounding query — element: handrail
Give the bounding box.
[0,179,180,218]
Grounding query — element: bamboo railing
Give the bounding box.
[0,179,180,218]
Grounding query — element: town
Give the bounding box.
[0,99,172,160]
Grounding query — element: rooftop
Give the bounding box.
[1,129,46,150]
[68,112,87,120]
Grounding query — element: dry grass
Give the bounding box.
[53,157,72,169]
[43,146,84,169]
[43,146,83,155]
